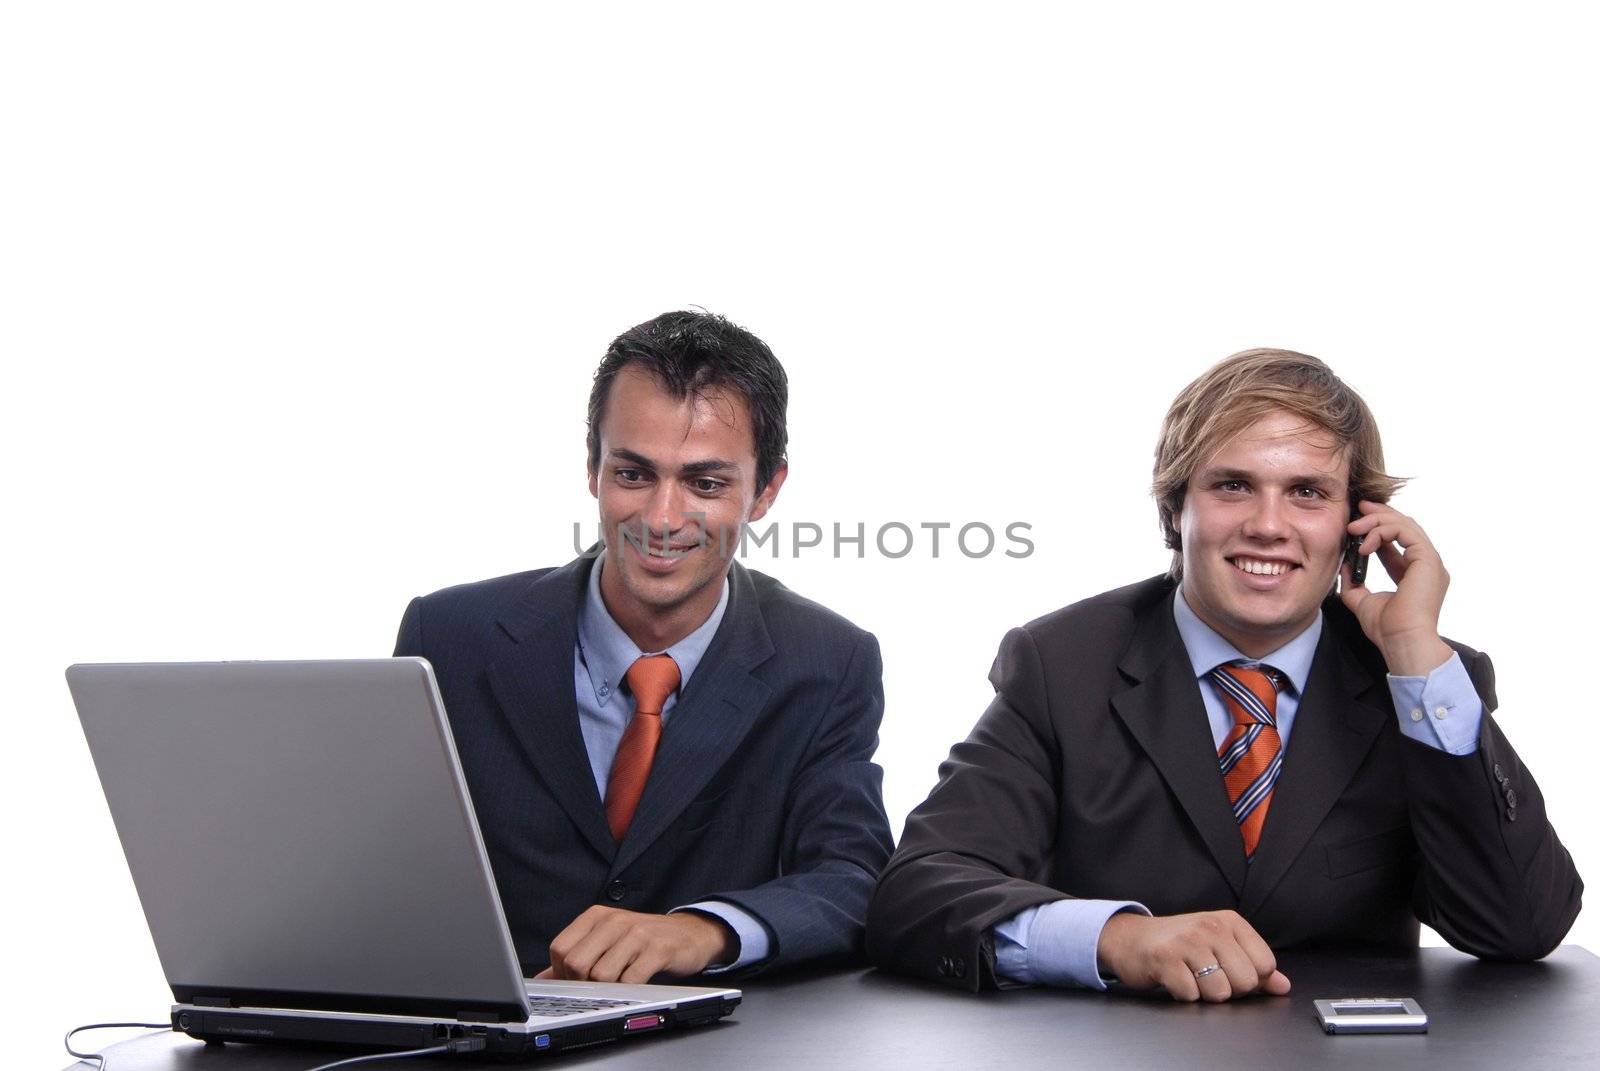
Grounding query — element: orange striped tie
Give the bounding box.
[1210,663,1283,860]
[603,654,680,842]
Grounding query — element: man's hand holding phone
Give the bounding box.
[1338,500,1456,677]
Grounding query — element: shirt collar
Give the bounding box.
[576,549,731,705]
[1171,584,1321,696]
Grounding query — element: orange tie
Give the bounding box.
[604,654,680,842]
[1210,663,1284,861]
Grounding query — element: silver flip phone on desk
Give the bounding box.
[1314,997,1429,1034]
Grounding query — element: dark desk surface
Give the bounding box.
[67,946,1600,1071]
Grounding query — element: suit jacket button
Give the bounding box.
[937,955,952,976]
[606,880,627,902]
[1493,763,1508,784]
[1504,788,1518,808]
[951,956,966,978]
[1507,806,1518,822]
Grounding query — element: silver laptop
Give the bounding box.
[66,658,740,1056]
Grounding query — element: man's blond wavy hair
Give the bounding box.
[1152,348,1406,580]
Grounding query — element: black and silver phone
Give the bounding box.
[1344,501,1369,587]
[1314,997,1428,1034]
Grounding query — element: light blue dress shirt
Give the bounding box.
[992,587,1486,989]
[572,550,771,971]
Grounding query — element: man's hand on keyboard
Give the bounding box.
[536,906,737,983]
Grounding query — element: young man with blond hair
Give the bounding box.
[868,348,1581,1000]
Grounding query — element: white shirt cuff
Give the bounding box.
[672,900,772,972]
[1387,650,1484,756]
[992,898,1150,989]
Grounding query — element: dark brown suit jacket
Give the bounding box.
[867,576,1582,990]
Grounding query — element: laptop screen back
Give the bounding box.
[68,659,529,1020]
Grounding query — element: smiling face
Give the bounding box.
[589,365,785,651]
[1177,409,1351,658]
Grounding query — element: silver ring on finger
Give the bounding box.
[1193,964,1221,979]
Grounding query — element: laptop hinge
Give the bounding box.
[191,995,234,1008]
[454,1010,503,1023]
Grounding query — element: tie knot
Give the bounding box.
[1209,662,1281,726]
[625,654,680,715]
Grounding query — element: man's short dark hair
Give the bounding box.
[587,310,789,493]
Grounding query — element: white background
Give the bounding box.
[5,3,1596,1067]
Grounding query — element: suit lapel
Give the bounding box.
[483,557,617,861]
[611,563,775,875]
[1238,608,1391,916]
[1111,592,1250,897]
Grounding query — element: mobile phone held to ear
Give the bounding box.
[1344,502,1369,587]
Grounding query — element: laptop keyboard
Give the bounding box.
[523,994,643,1018]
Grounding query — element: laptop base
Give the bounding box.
[174,993,740,1056]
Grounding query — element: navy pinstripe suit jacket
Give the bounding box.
[395,555,893,976]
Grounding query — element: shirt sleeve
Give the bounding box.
[991,898,1150,989]
[673,900,773,972]
[1387,650,1484,756]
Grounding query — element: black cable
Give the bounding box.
[305,1036,486,1070]
[64,1021,171,1070]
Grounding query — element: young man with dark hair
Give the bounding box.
[867,348,1581,1000]
[397,311,892,981]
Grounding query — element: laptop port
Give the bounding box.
[622,1014,664,1034]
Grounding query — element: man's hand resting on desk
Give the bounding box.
[1097,910,1292,1002]
[536,906,737,983]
